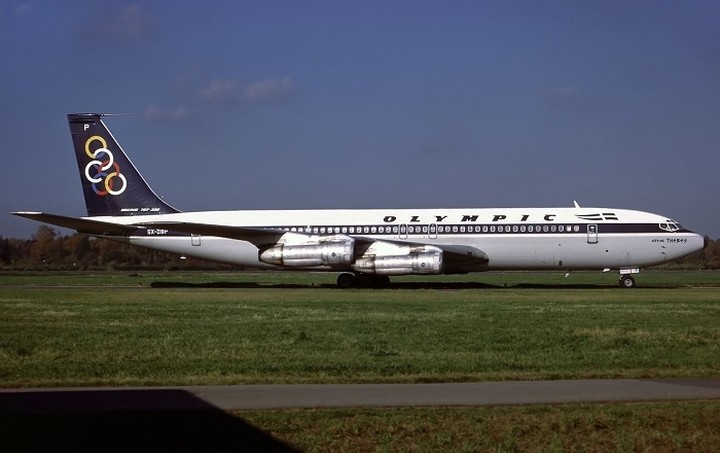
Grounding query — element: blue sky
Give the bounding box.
[2,1,719,238]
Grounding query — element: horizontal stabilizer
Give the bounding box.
[11,212,139,236]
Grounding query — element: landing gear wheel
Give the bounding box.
[336,273,356,289]
[619,275,636,288]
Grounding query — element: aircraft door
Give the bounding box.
[429,223,437,239]
[399,224,408,239]
[587,224,598,244]
[191,234,202,246]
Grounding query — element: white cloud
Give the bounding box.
[198,79,240,103]
[198,77,298,104]
[242,77,297,102]
[144,104,190,122]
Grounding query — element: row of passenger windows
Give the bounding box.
[276,224,585,235]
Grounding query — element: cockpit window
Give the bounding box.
[659,220,681,232]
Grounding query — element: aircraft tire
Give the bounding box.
[619,275,636,288]
[337,273,356,289]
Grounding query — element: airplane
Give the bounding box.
[13,113,706,288]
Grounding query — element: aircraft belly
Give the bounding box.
[130,236,268,268]
[460,235,663,270]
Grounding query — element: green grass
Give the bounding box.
[2,271,720,451]
[241,403,720,452]
[2,271,720,387]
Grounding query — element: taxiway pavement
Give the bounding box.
[2,379,720,414]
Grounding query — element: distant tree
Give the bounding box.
[700,236,720,269]
[63,234,93,269]
[0,237,10,265]
[29,226,66,268]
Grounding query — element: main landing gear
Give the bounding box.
[336,273,390,289]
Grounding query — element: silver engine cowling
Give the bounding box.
[259,239,355,267]
[352,251,443,275]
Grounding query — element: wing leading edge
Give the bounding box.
[11,212,139,236]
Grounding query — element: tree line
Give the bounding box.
[0,226,235,271]
[1,225,719,271]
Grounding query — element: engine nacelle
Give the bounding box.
[259,239,355,267]
[352,251,443,275]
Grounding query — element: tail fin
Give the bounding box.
[68,113,180,216]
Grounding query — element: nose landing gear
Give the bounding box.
[619,275,636,288]
[619,268,639,288]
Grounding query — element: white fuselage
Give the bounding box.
[89,206,705,272]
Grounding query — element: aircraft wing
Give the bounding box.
[11,212,140,236]
[136,221,286,243]
[349,236,489,272]
[432,244,489,268]
[13,214,490,270]
[140,221,489,270]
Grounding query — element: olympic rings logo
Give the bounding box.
[84,135,127,196]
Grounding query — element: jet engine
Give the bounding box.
[352,250,442,275]
[259,239,355,267]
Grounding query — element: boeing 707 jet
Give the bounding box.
[13,113,706,287]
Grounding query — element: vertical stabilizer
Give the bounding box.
[68,113,179,216]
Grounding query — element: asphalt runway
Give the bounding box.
[3,379,720,414]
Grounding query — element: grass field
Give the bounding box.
[2,271,720,387]
[2,270,720,451]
